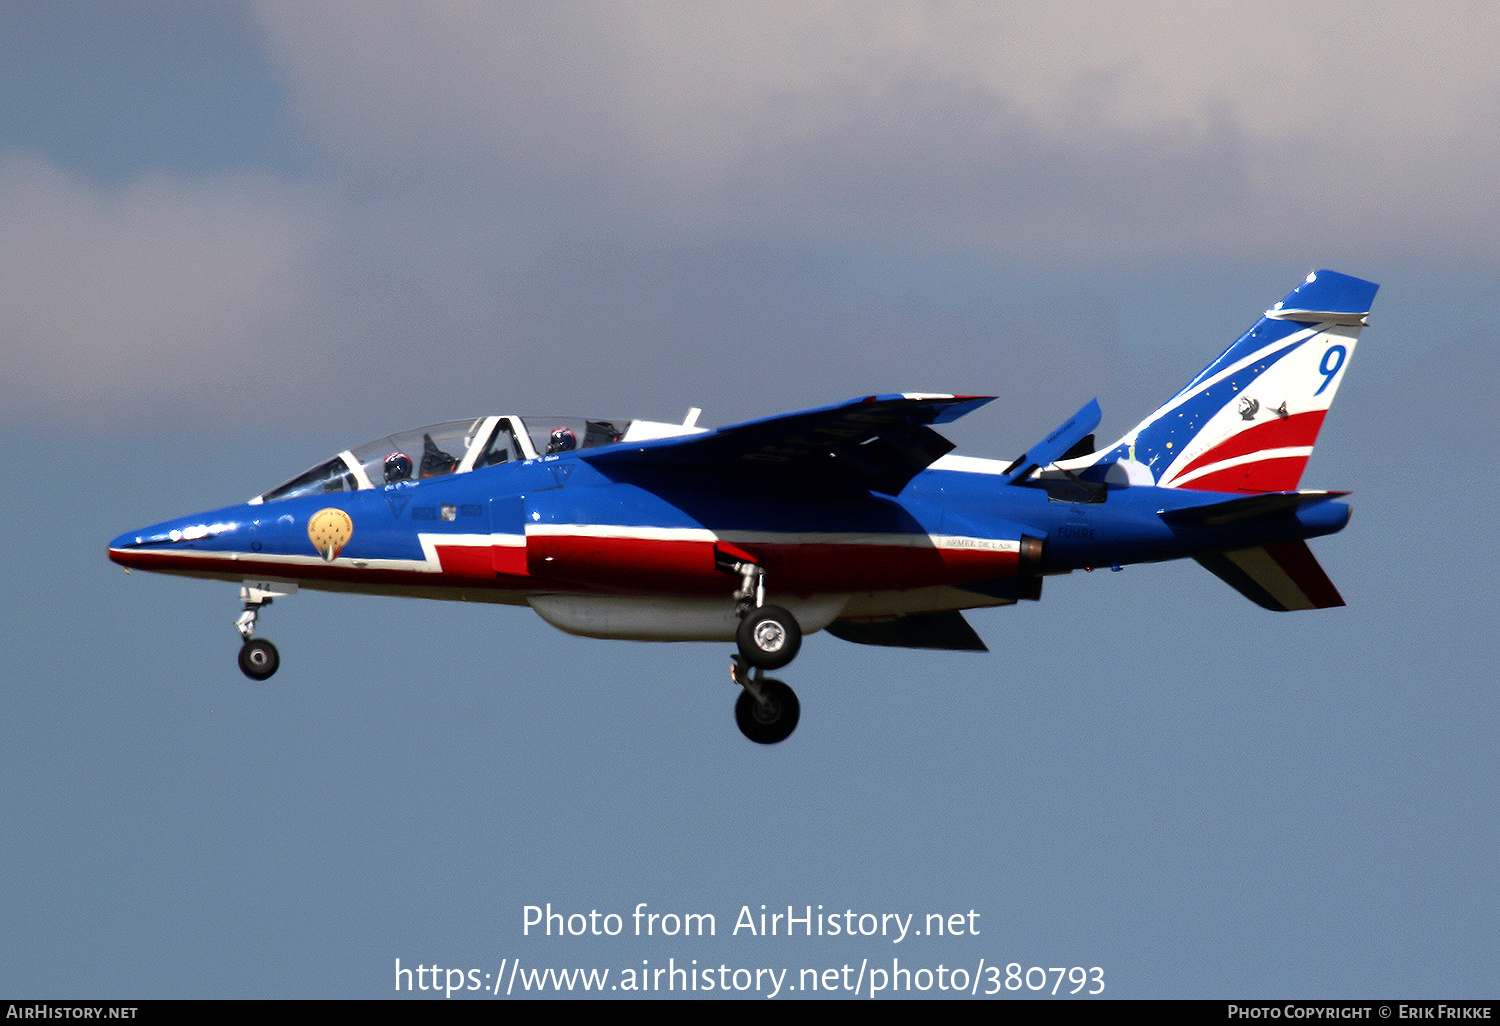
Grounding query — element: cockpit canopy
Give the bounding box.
[253,414,697,504]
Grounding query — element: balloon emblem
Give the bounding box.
[308,508,354,562]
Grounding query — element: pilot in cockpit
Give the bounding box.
[383,451,413,483]
[547,426,577,454]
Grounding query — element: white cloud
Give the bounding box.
[13,3,1481,427]
[255,1,1500,256]
[0,151,327,421]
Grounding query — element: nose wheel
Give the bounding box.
[234,580,295,681]
[238,638,280,680]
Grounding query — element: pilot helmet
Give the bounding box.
[383,451,413,483]
[547,426,577,454]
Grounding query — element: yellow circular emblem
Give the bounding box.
[308,508,354,561]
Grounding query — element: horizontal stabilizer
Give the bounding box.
[825,610,989,651]
[1001,399,1103,484]
[1265,271,1379,326]
[1194,540,1344,611]
[1160,490,1347,528]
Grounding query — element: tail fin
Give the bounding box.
[1087,270,1378,493]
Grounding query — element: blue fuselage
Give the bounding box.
[109,450,1350,615]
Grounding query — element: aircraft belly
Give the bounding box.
[527,593,849,642]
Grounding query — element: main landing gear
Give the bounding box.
[727,561,804,744]
[732,658,800,745]
[234,581,296,681]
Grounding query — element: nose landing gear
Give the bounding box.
[234,581,295,681]
[238,637,279,680]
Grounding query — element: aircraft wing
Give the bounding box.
[581,394,995,495]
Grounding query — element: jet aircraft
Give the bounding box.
[109,270,1377,744]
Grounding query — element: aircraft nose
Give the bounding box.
[110,525,160,551]
[109,523,173,566]
[107,510,251,570]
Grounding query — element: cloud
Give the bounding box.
[10,3,1493,429]
[255,1,1500,258]
[0,151,326,423]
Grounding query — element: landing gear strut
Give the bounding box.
[234,581,295,681]
[725,560,803,743]
[728,561,803,670]
[731,658,800,745]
